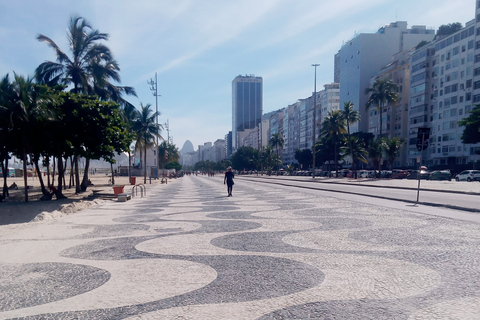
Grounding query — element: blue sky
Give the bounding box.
[0,0,474,151]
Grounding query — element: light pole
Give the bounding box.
[148,73,161,146]
[164,119,171,144]
[312,64,320,178]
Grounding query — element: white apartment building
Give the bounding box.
[319,83,340,125]
[368,50,411,167]
[337,22,435,134]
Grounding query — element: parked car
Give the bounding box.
[455,170,480,182]
[407,169,430,180]
[392,170,409,179]
[428,170,452,181]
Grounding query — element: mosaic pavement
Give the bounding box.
[1,175,480,319]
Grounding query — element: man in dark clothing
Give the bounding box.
[224,166,234,197]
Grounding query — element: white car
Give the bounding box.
[455,170,480,182]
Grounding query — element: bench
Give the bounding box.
[117,193,132,202]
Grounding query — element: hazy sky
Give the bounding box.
[0,0,474,150]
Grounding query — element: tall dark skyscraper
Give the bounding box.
[232,75,263,151]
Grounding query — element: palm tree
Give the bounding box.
[9,73,56,201]
[382,137,405,170]
[368,138,383,178]
[0,74,13,199]
[365,79,398,137]
[35,15,136,103]
[133,104,162,184]
[341,136,368,171]
[321,110,346,177]
[260,146,280,175]
[269,133,284,158]
[158,141,179,169]
[121,103,139,182]
[342,101,361,178]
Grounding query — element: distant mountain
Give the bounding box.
[180,140,194,154]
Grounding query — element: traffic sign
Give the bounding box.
[416,139,429,151]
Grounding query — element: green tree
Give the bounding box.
[120,103,139,182]
[436,23,463,38]
[341,136,368,170]
[0,74,14,199]
[365,79,398,137]
[36,15,135,103]
[165,161,181,171]
[269,133,284,158]
[158,141,180,169]
[368,138,383,178]
[342,101,361,178]
[458,105,480,145]
[382,137,404,170]
[7,74,58,201]
[320,110,346,177]
[231,146,258,171]
[294,149,312,170]
[260,146,280,174]
[133,104,162,184]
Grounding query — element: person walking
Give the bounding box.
[224,166,234,197]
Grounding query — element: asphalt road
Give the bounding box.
[238,175,480,213]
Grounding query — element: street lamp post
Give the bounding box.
[312,64,320,179]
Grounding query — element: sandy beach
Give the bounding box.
[0,174,165,226]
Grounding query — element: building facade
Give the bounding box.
[337,22,435,133]
[232,75,263,151]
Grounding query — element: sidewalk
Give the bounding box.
[1,175,480,319]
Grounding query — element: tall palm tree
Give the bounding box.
[133,104,162,184]
[321,110,346,177]
[269,133,284,158]
[382,137,404,170]
[365,79,398,137]
[35,15,136,103]
[342,101,361,178]
[36,15,137,191]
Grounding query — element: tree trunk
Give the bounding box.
[69,156,74,188]
[56,156,66,199]
[144,145,147,184]
[2,159,9,198]
[46,157,51,187]
[334,144,338,178]
[128,151,132,182]
[80,158,90,192]
[22,144,28,202]
[110,163,115,185]
[74,156,81,194]
[379,101,383,137]
[33,156,50,199]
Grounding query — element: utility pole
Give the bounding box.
[312,64,320,178]
[164,119,171,144]
[148,73,161,146]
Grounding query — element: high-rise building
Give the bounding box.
[336,22,435,133]
[232,75,263,151]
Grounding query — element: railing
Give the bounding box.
[132,184,146,198]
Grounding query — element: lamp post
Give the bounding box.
[312,64,320,178]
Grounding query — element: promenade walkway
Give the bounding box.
[1,175,480,319]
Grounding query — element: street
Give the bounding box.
[1,175,480,319]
